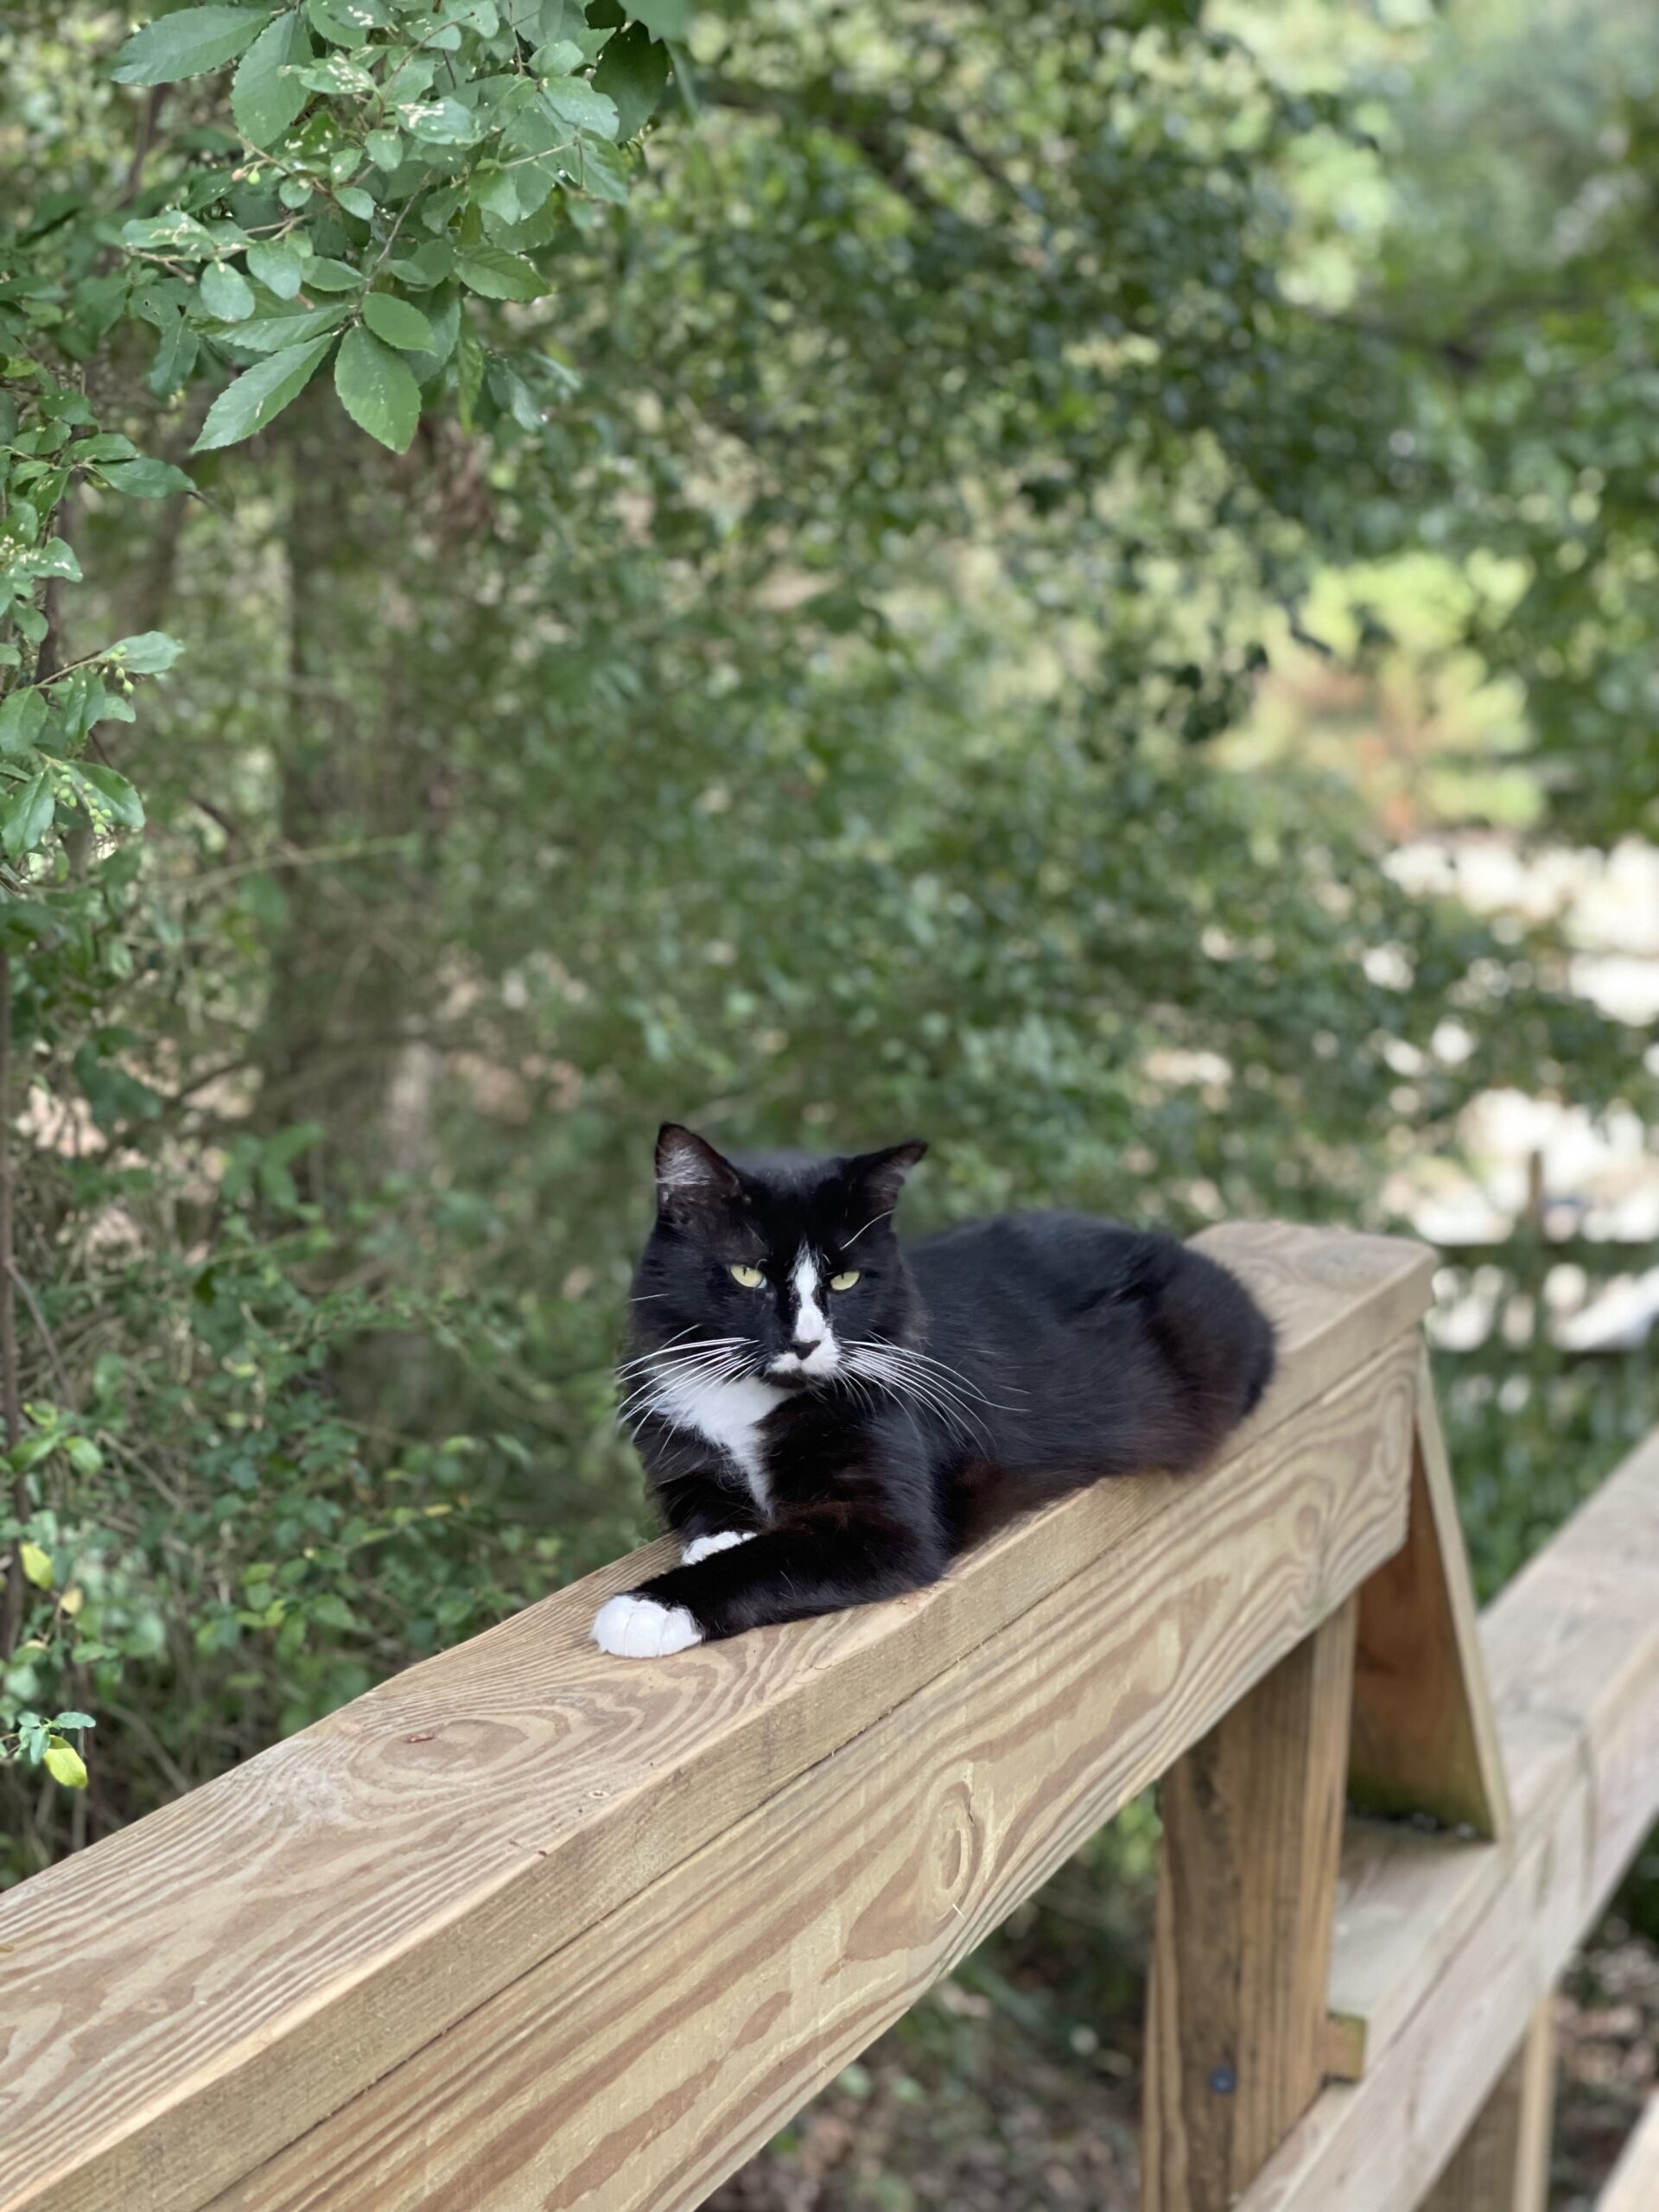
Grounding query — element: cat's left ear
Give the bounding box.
[845,1140,928,1214]
[655,1122,743,1221]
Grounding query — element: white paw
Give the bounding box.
[592,1592,703,1659]
[682,1529,757,1566]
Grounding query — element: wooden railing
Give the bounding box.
[1,1223,1656,2212]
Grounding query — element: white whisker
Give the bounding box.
[843,1341,993,1452]
[842,1208,895,1249]
[615,1332,748,1379]
[614,1343,759,1425]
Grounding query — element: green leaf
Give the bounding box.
[113,6,273,86]
[488,361,543,431]
[219,303,352,354]
[3,772,54,859]
[455,245,544,302]
[232,10,313,147]
[200,261,257,321]
[105,632,186,676]
[52,1712,97,1731]
[43,1741,88,1790]
[365,128,403,168]
[0,690,46,759]
[143,310,200,401]
[335,185,375,220]
[70,763,147,831]
[362,294,435,351]
[572,134,628,203]
[192,334,336,452]
[593,22,668,141]
[246,238,305,299]
[402,285,461,380]
[296,257,362,291]
[541,77,620,138]
[19,1540,53,1589]
[122,210,220,258]
[384,238,454,289]
[28,540,81,582]
[334,327,421,453]
[629,0,688,34]
[308,0,370,45]
[401,97,480,145]
[97,455,194,498]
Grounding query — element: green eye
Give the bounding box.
[829,1269,861,1291]
[729,1263,765,1288]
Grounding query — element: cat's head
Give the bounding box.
[629,1125,927,1389]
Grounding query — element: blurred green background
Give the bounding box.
[3,0,1656,2202]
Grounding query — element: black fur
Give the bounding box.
[608,1125,1275,1646]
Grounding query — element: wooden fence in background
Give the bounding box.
[3,1223,1657,2212]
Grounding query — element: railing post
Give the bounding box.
[1141,1594,1358,2212]
[1348,1345,1510,1840]
[1417,1997,1554,2212]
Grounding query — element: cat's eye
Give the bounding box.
[728,1263,765,1288]
[829,1270,861,1291]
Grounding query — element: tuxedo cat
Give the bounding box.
[592,1125,1275,1658]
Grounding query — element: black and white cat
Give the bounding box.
[592,1125,1275,1658]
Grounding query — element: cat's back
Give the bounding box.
[906,1209,1166,1330]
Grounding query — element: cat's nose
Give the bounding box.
[793,1333,823,1354]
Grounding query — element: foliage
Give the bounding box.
[0,0,1654,1899]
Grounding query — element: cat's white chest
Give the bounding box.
[645,1370,785,1516]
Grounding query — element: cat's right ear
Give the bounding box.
[654,1123,742,1221]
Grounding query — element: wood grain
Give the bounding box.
[202,1334,1416,2212]
[0,1225,1430,2212]
[1349,1344,1510,1838]
[1239,1425,1659,2212]
[1600,2093,1659,2212]
[1142,1599,1357,2212]
[1420,1999,1554,2212]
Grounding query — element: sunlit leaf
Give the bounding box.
[43,1741,89,1790]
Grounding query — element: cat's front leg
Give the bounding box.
[587,1526,763,1655]
[652,1465,761,1567]
[681,1529,756,1566]
[590,1508,946,1658]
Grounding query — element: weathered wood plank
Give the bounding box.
[1349,1344,1510,1838]
[1240,1426,1659,2212]
[201,1334,1417,2212]
[1600,2093,1659,2212]
[0,1226,1430,2212]
[1142,1599,1357,2212]
[1420,1999,1554,2212]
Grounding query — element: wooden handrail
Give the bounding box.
[0,1224,1433,2212]
[1600,2092,1659,2212]
[1242,1423,1659,2212]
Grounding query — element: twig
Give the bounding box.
[8,1262,74,1406]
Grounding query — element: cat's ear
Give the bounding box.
[655,1123,742,1220]
[845,1140,927,1215]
